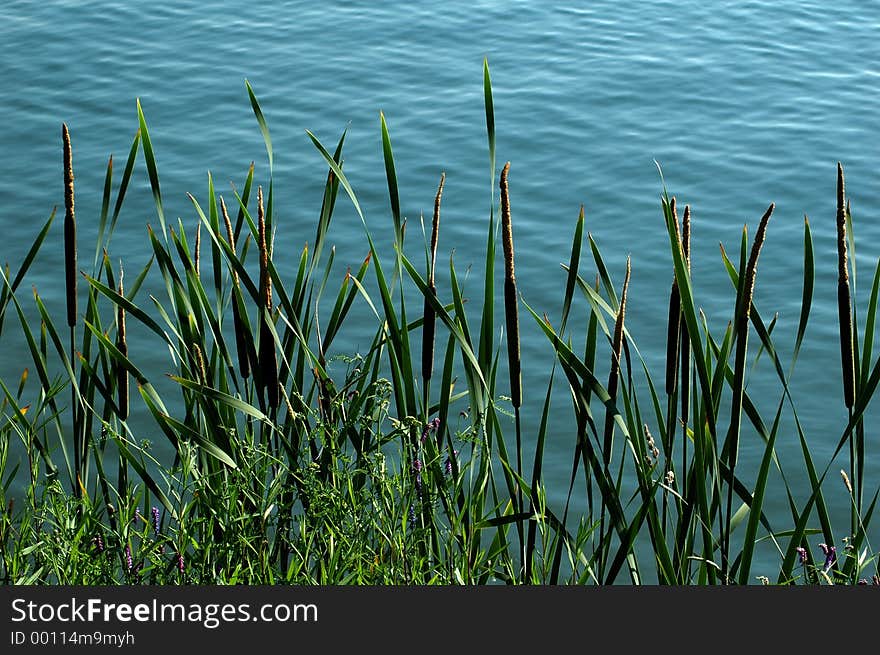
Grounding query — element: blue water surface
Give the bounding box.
[1,0,879,580]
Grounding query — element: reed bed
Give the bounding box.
[0,61,877,585]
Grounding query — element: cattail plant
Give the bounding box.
[421,172,444,390]
[500,162,521,412]
[836,162,854,410]
[679,205,691,473]
[724,201,774,582]
[604,255,631,459]
[116,265,128,421]
[597,255,631,577]
[62,123,77,328]
[665,197,682,397]
[500,161,525,561]
[62,122,83,495]
[257,186,279,409]
[221,196,250,380]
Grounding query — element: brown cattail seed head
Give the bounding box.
[741,203,774,326]
[62,123,77,328]
[430,172,445,285]
[258,186,271,311]
[499,162,521,409]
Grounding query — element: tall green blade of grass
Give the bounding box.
[136,99,166,241]
[246,80,273,174]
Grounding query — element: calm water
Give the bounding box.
[2,0,879,577]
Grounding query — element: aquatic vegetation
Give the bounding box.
[0,61,876,585]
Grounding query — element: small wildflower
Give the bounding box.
[796,546,807,565]
[133,507,141,525]
[93,533,104,553]
[124,544,132,573]
[176,552,185,574]
[151,506,160,536]
[408,505,417,528]
[444,450,459,476]
[421,418,442,443]
[757,575,770,585]
[818,543,837,572]
[665,470,675,486]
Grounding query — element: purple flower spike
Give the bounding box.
[796,546,807,564]
[431,417,441,431]
[124,544,132,573]
[408,505,417,528]
[444,450,459,476]
[133,507,141,525]
[151,506,160,536]
[94,533,104,553]
[412,458,423,473]
[818,543,837,572]
[176,552,185,574]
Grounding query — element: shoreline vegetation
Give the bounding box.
[0,61,877,585]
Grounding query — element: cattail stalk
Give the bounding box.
[598,256,631,577]
[116,266,129,420]
[605,256,632,459]
[221,196,250,379]
[62,123,77,328]
[665,197,681,395]
[500,161,525,568]
[836,162,854,409]
[257,187,279,409]
[500,162,521,409]
[724,201,774,582]
[62,123,82,495]
[421,172,444,384]
[679,205,691,493]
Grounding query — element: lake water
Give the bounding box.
[1,0,879,579]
